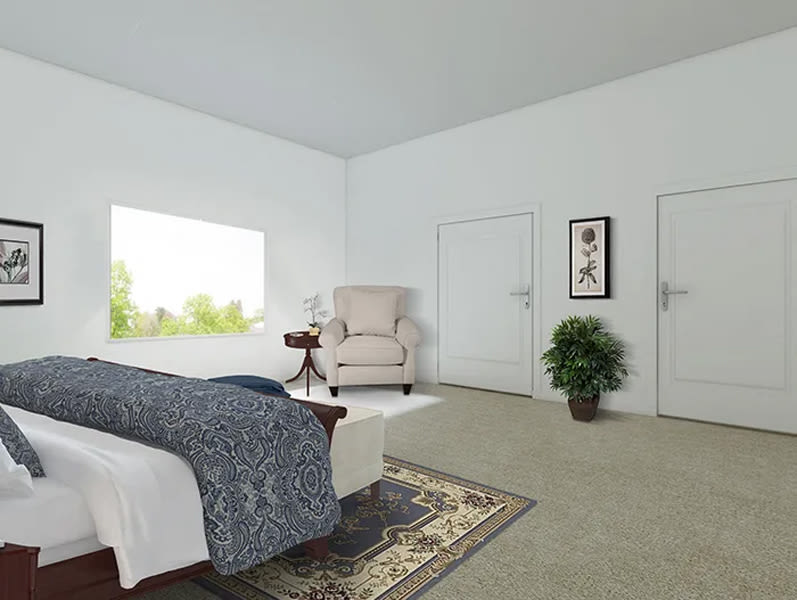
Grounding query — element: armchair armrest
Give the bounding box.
[396,317,421,349]
[319,318,345,347]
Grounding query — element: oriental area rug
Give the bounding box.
[196,457,536,600]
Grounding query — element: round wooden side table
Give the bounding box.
[284,331,326,396]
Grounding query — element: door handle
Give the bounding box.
[510,287,530,309]
[660,281,688,311]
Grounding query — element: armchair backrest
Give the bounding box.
[333,286,407,327]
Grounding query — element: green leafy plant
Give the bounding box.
[541,315,628,402]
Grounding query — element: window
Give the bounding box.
[110,205,265,339]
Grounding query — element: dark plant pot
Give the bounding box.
[568,395,600,422]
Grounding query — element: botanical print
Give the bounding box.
[0,240,30,284]
[0,219,43,305]
[570,217,610,299]
[577,226,599,289]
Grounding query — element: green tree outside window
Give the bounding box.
[110,260,262,339]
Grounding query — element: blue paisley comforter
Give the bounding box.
[0,356,341,575]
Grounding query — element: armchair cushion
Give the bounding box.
[345,289,399,336]
[337,336,404,366]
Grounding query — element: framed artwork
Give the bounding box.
[0,218,43,305]
[569,216,610,299]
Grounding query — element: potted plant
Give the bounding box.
[541,315,628,422]
[302,292,329,336]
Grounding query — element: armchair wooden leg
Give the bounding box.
[370,481,381,501]
[329,386,339,397]
[403,384,412,395]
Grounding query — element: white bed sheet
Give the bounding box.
[39,537,108,567]
[0,476,105,566]
[0,404,209,588]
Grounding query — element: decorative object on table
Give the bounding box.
[319,286,421,397]
[0,218,43,306]
[303,292,329,335]
[569,216,610,299]
[541,314,628,422]
[284,331,326,396]
[197,456,536,600]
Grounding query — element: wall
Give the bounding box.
[346,27,797,415]
[0,48,346,379]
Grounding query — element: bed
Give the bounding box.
[0,357,349,600]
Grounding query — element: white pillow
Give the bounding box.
[346,290,398,336]
[0,436,34,498]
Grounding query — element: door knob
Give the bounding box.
[660,281,688,311]
[510,287,530,309]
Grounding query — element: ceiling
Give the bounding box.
[1,1,796,158]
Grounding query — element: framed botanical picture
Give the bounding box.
[0,218,44,305]
[569,216,610,299]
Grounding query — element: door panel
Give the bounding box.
[658,179,796,433]
[438,214,532,395]
[445,236,520,363]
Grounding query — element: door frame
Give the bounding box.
[433,204,542,396]
[655,167,797,416]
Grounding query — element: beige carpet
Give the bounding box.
[143,385,797,600]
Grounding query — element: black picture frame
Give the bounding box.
[569,216,610,299]
[0,218,44,306]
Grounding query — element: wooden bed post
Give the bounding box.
[370,481,381,501]
[302,537,329,560]
[0,543,39,600]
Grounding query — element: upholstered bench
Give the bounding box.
[318,400,385,500]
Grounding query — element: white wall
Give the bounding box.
[0,48,346,379]
[346,27,797,415]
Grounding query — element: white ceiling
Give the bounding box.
[1,1,796,157]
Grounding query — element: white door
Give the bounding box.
[438,214,533,395]
[658,179,797,434]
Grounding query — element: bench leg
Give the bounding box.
[370,481,381,501]
[303,536,329,560]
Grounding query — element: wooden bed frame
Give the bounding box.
[0,358,348,600]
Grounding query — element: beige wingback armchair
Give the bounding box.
[319,286,421,396]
